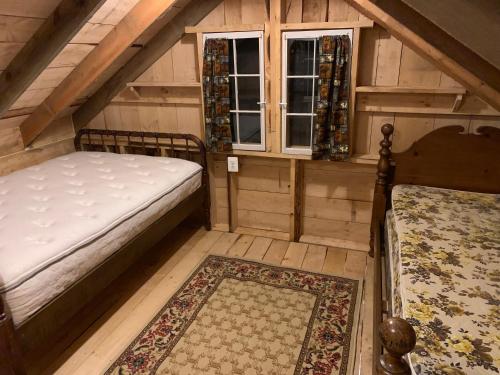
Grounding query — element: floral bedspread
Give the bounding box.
[387,185,500,375]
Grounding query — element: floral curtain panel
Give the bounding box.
[203,39,232,152]
[312,35,351,161]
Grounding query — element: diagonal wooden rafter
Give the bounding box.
[19,0,181,146]
[73,0,223,130]
[0,0,108,118]
[346,0,500,111]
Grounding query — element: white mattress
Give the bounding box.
[0,152,202,325]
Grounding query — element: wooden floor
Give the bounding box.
[29,225,374,375]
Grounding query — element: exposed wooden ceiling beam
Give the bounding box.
[0,0,107,118]
[346,0,500,111]
[72,0,223,130]
[19,0,179,146]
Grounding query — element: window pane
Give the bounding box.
[228,40,235,75]
[315,39,320,75]
[229,77,236,110]
[239,113,261,144]
[237,77,260,110]
[236,38,259,74]
[287,116,312,147]
[287,39,315,76]
[230,113,237,142]
[287,78,314,113]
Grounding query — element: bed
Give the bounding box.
[0,129,210,374]
[369,124,500,375]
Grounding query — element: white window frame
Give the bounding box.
[281,29,353,155]
[203,31,266,151]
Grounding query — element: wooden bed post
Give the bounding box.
[0,297,25,374]
[369,124,394,257]
[378,317,416,375]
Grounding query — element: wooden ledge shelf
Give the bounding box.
[211,150,378,165]
[356,86,468,113]
[213,150,312,160]
[281,20,374,31]
[355,86,467,95]
[112,98,201,105]
[350,154,379,165]
[127,82,201,88]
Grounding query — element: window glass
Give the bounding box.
[236,38,260,74]
[282,30,351,154]
[239,114,261,144]
[287,39,315,76]
[205,32,265,151]
[229,77,236,110]
[230,113,238,143]
[228,42,235,75]
[237,77,260,111]
[287,78,314,113]
[287,116,312,147]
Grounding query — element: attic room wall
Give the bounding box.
[355,26,500,157]
[0,0,142,176]
[89,0,500,250]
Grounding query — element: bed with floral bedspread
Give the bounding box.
[385,184,500,375]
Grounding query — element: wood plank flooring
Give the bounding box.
[31,226,373,375]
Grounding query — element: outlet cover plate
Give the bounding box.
[227,156,239,172]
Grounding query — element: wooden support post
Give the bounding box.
[207,154,218,227]
[349,27,360,156]
[196,32,206,141]
[227,163,238,233]
[269,0,284,153]
[0,0,107,117]
[264,22,272,152]
[0,297,25,375]
[289,159,303,242]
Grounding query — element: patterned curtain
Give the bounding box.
[203,39,232,152]
[312,35,351,161]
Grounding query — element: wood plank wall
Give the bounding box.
[2,0,499,248]
[355,26,500,156]
[87,0,500,250]
[87,33,203,137]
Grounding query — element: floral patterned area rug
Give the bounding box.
[106,255,362,375]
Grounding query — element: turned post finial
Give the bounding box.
[378,317,416,375]
[376,124,394,187]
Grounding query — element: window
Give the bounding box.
[204,31,266,151]
[281,30,352,155]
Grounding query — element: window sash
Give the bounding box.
[204,31,266,151]
[281,29,353,155]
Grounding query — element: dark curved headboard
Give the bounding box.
[386,125,500,195]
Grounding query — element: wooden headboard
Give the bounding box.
[369,124,500,257]
[383,124,500,195]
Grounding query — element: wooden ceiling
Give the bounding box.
[0,0,499,147]
[0,0,141,116]
[0,0,223,146]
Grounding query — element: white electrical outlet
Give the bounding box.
[227,157,239,173]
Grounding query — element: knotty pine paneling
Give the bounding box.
[72,0,499,248]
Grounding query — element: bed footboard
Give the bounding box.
[0,297,25,374]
